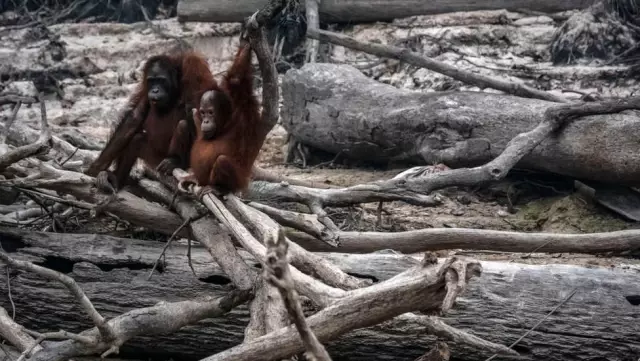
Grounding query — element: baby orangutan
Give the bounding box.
[177,41,264,197]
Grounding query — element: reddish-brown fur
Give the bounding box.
[185,42,263,194]
[86,51,215,191]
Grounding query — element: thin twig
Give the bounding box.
[484,288,578,361]
[518,239,555,260]
[187,237,197,277]
[147,217,192,280]
[399,314,517,356]
[15,187,94,210]
[21,192,63,232]
[252,166,338,189]
[6,267,15,320]
[59,146,79,166]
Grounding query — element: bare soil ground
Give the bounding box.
[1,10,639,269]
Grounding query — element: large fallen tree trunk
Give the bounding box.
[1,227,639,360]
[281,63,640,185]
[177,0,596,23]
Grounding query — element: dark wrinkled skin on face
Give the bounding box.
[146,62,178,112]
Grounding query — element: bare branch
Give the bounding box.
[245,278,289,341]
[15,187,95,210]
[138,177,257,290]
[173,168,345,307]
[244,0,285,28]
[248,201,332,244]
[148,216,193,280]
[286,226,640,254]
[265,229,332,361]
[0,162,189,239]
[306,28,569,103]
[27,290,252,361]
[244,3,283,134]
[226,195,370,290]
[252,166,338,189]
[346,96,640,197]
[0,250,116,341]
[248,179,443,207]
[0,95,52,171]
[0,306,39,354]
[0,101,22,144]
[17,330,95,361]
[395,314,517,356]
[201,257,482,361]
[0,95,37,106]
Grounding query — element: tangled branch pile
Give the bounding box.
[1,1,640,360]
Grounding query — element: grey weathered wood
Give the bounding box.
[285,228,640,255]
[1,227,639,360]
[177,0,596,23]
[281,63,640,185]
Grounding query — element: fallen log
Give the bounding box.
[285,228,640,255]
[1,227,639,360]
[281,63,640,185]
[177,0,596,23]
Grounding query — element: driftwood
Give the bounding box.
[177,0,596,23]
[285,227,640,255]
[0,95,51,172]
[1,227,638,360]
[3,4,640,361]
[263,229,333,361]
[281,63,640,185]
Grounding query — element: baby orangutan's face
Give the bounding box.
[198,90,216,139]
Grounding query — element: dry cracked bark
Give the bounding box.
[2,228,637,360]
[281,63,640,185]
[177,0,595,23]
[2,2,640,361]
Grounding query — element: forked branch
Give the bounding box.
[201,256,482,361]
[271,95,640,202]
[390,95,640,194]
[26,290,251,361]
